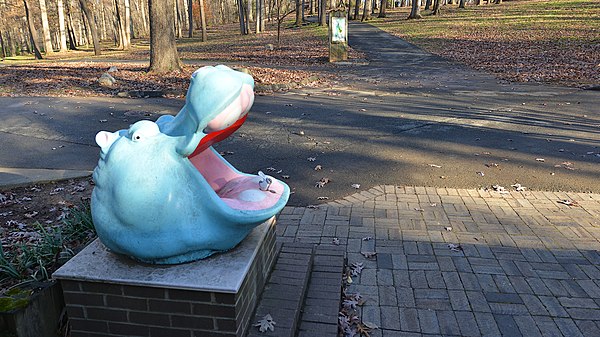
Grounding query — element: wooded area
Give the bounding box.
[0,0,518,63]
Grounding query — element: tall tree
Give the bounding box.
[124,0,132,43]
[38,0,54,54]
[237,0,247,34]
[187,0,193,37]
[458,0,465,8]
[353,0,360,19]
[255,0,263,32]
[114,0,129,48]
[378,0,386,17]
[407,0,421,18]
[294,0,301,26]
[362,0,371,21]
[198,0,207,40]
[318,0,326,25]
[23,0,43,59]
[57,0,68,51]
[432,0,440,14]
[149,0,181,72]
[79,0,100,54]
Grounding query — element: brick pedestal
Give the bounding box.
[53,218,277,337]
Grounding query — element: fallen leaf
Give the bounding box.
[511,183,526,191]
[492,185,509,194]
[333,237,340,245]
[314,165,322,171]
[445,226,453,232]
[307,157,316,162]
[254,314,276,333]
[428,164,442,168]
[350,262,364,276]
[363,321,379,330]
[351,184,360,189]
[361,251,377,259]
[24,211,38,219]
[558,199,579,207]
[448,243,463,252]
[317,196,329,200]
[315,177,330,188]
[536,158,545,162]
[362,236,372,241]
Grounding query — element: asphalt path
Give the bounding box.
[1,22,598,206]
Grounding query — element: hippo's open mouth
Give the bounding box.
[185,84,286,212]
[188,147,286,211]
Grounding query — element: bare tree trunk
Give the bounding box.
[432,0,440,14]
[295,0,301,26]
[188,0,193,37]
[458,0,465,8]
[100,0,108,40]
[57,0,69,51]
[124,0,132,46]
[65,2,78,49]
[424,0,431,10]
[23,0,43,59]
[174,0,182,38]
[407,0,421,18]
[353,0,360,19]
[247,0,252,25]
[79,0,101,54]
[0,30,6,59]
[149,0,181,72]
[237,0,247,34]
[38,0,54,54]
[319,0,326,25]
[378,0,386,17]
[361,0,371,21]
[199,0,207,40]
[114,0,126,48]
[142,0,149,35]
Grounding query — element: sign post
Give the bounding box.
[329,10,348,62]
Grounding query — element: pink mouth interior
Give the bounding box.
[189,149,285,211]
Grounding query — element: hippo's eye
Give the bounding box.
[134,135,141,141]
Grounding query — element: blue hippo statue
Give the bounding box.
[91,65,290,264]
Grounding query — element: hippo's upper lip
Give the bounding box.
[188,114,248,158]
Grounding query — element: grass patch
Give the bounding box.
[0,201,95,291]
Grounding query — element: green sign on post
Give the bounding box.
[329,10,348,62]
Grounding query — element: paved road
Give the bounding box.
[1,22,598,206]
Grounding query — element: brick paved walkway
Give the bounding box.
[276,186,600,336]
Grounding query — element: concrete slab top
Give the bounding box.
[53,218,274,293]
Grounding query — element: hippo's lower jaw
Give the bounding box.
[189,147,287,211]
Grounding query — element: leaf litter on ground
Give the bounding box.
[254,314,276,333]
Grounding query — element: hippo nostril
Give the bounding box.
[96,131,120,152]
